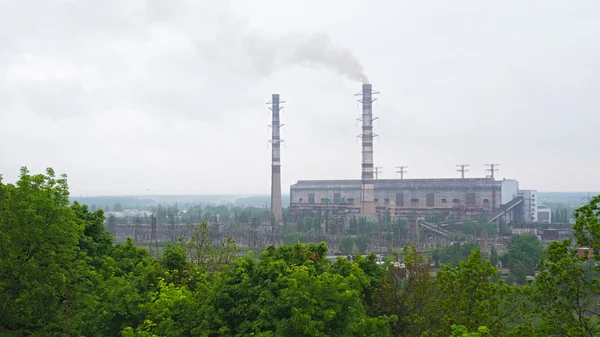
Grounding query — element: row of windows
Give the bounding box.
[298,194,490,206]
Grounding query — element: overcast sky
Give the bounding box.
[0,0,598,195]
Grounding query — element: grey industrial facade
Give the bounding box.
[290,178,507,219]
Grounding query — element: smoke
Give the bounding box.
[201,15,369,83]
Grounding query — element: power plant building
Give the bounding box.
[290,178,537,224]
[278,83,538,225]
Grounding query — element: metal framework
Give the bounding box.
[456,164,470,179]
[485,164,500,211]
[396,166,408,179]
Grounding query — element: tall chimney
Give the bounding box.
[268,94,284,227]
[358,84,378,215]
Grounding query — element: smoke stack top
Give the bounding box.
[362,83,372,90]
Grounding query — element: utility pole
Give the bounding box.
[485,164,499,180]
[374,167,383,180]
[485,164,500,212]
[395,166,408,179]
[456,164,470,179]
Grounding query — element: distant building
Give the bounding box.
[541,229,560,243]
[511,228,537,235]
[290,178,540,224]
[578,247,594,259]
[537,205,551,223]
[518,190,538,223]
[290,178,504,219]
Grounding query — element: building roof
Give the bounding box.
[292,178,502,189]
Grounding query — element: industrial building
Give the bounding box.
[285,83,540,225]
[290,178,537,223]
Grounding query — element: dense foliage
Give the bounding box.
[2,167,600,336]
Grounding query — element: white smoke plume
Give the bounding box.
[200,15,369,83]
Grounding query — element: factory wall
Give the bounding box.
[501,179,519,205]
[291,178,504,211]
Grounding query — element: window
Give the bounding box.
[441,198,447,203]
[308,193,315,204]
[374,198,379,202]
[299,198,303,203]
[483,199,489,204]
[384,198,389,204]
[426,193,434,207]
[321,198,327,204]
[396,192,404,206]
[347,198,355,205]
[411,198,419,207]
[333,193,341,203]
[453,199,460,203]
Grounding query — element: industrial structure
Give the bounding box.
[357,84,379,216]
[287,83,540,227]
[268,94,284,227]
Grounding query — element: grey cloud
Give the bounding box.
[7,78,90,119]
[1,0,600,194]
[200,15,368,82]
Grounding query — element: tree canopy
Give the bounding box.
[2,167,600,336]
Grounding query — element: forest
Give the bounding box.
[2,167,600,336]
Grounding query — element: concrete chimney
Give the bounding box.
[269,94,284,227]
[359,84,377,215]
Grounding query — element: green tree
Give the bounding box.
[0,167,84,333]
[185,243,395,336]
[500,234,543,284]
[161,244,187,272]
[340,236,354,255]
[509,195,600,336]
[431,249,512,336]
[114,202,125,212]
[186,221,238,272]
[450,325,492,337]
[527,240,599,336]
[490,246,498,268]
[432,242,479,267]
[72,202,113,267]
[356,235,371,254]
[373,246,436,336]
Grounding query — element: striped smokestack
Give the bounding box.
[269,94,284,227]
[359,83,378,215]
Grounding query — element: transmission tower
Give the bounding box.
[395,166,408,179]
[150,213,159,258]
[485,164,499,179]
[456,164,470,179]
[374,167,383,180]
[485,164,500,211]
[134,215,140,244]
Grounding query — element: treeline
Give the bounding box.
[2,168,600,336]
